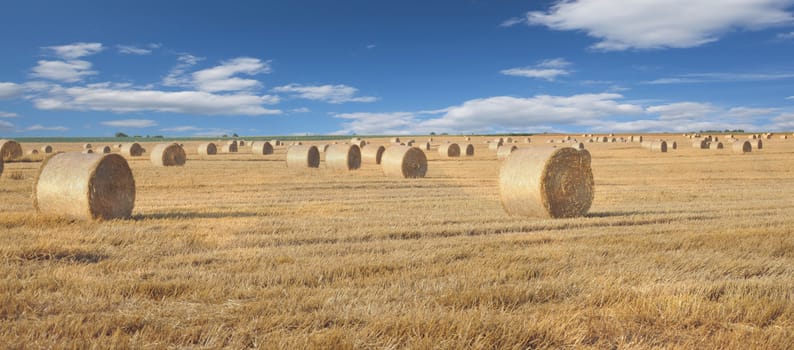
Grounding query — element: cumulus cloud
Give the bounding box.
[501,58,572,81]
[100,119,158,128]
[192,57,270,92]
[273,84,377,103]
[525,0,794,50]
[45,42,104,59]
[31,60,97,82]
[0,82,23,99]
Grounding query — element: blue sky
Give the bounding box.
[2,0,794,137]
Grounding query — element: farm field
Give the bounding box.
[1,134,794,348]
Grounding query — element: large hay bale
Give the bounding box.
[422,141,431,151]
[488,140,503,151]
[381,146,427,178]
[463,143,475,156]
[34,153,135,220]
[709,142,723,150]
[671,141,677,149]
[576,142,585,150]
[120,143,144,157]
[83,143,92,149]
[286,145,320,168]
[0,139,23,160]
[227,140,238,147]
[497,145,518,160]
[238,140,246,147]
[391,137,400,143]
[0,157,3,177]
[438,143,461,157]
[692,140,708,149]
[499,147,593,218]
[41,145,53,153]
[318,144,330,153]
[150,143,186,166]
[361,144,386,164]
[326,144,361,170]
[100,146,112,154]
[650,141,667,152]
[251,141,274,155]
[754,139,763,150]
[197,143,217,155]
[221,143,238,153]
[732,140,752,154]
[271,139,282,146]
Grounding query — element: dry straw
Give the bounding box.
[650,141,667,152]
[733,140,752,154]
[499,147,594,218]
[381,145,427,178]
[251,141,274,155]
[197,143,217,155]
[227,140,238,147]
[524,137,531,143]
[286,145,320,168]
[34,152,135,220]
[41,145,53,153]
[463,143,475,156]
[221,143,238,153]
[0,139,23,161]
[326,144,361,170]
[497,145,518,160]
[438,143,461,158]
[361,144,386,164]
[709,142,724,150]
[121,143,144,157]
[151,143,186,166]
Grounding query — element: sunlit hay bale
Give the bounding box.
[381,146,427,178]
[599,136,608,142]
[326,144,361,170]
[671,141,677,149]
[197,143,217,155]
[361,144,386,164]
[692,140,708,149]
[82,149,94,154]
[350,137,362,144]
[41,145,53,153]
[709,142,723,150]
[406,140,415,146]
[121,143,144,157]
[318,144,330,153]
[641,141,652,149]
[610,138,617,143]
[496,145,518,160]
[524,137,531,143]
[438,143,461,158]
[286,145,320,168]
[726,134,734,139]
[27,149,39,155]
[754,139,763,150]
[764,134,772,140]
[221,143,238,153]
[732,140,752,154]
[34,152,135,220]
[0,139,23,161]
[505,137,513,143]
[650,140,668,152]
[251,141,274,155]
[238,140,246,147]
[465,136,471,141]
[547,139,555,144]
[270,139,281,146]
[422,141,431,151]
[781,135,788,140]
[83,143,92,149]
[391,137,400,143]
[150,143,186,167]
[115,144,122,149]
[577,142,585,150]
[291,141,303,146]
[463,143,475,156]
[749,134,757,140]
[499,147,593,218]
[227,140,238,147]
[608,133,614,137]
[355,140,367,148]
[0,157,3,176]
[489,139,504,151]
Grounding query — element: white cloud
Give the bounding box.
[31,60,97,82]
[0,82,23,99]
[787,96,794,100]
[0,111,19,118]
[192,57,270,92]
[778,31,794,39]
[26,124,69,131]
[501,58,572,81]
[646,102,719,120]
[725,107,778,119]
[117,45,153,55]
[163,53,203,87]
[500,17,526,27]
[645,72,794,84]
[45,42,103,59]
[290,107,311,113]
[0,120,14,131]
[366,44,377,49]
[526,0,794,50]
[100,119,158,128]
[160,126,200,132]
[273,84,377,103]
[335,112,419,135]
[33,84,282,116]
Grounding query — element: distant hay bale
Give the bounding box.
[505,137,513,143]
[650,141,667,152]
[499,147,593,218]
[692,140,708,149]
[251,141,274,155]
[150,143,186,166]
[227,140,238,147]
[221,143,238,153]
[641,141,652,149]
[732,140,752,153]
[422,141,431,150]
[318,144,330,153]
[326,144,361,170]
[381,146,427,178]
[524,137,531,143]
[197,143,217,155]
[438,143,461,158]
[488,140,503,151]
[465,136,471,141]
[577,142,585,150]
[120,143,144,157]
[82,149,94,154]
[286,145,320,168]
[115,144,122,149]
[238,140,246,146]
[748,134,757,140]
[361,144,386,164]
[709,142,723,150]
[463,143,474,156]
[671,141,677,149]
[0,139,23,160]
[608,133,614,137]
[599,136,608,142]
[496,145,518,160]
[34,153,135,220]
[406,140,415,147]
[41,145,53,153]
[781,135,788,139]
[101,146,112,154]
[547,139,555,144]
[391,137,401,143]
[27,149,39,155]
[754,139,763,150]
[355,140,367,148]
[83,143,92,149]
[271,139,282,146]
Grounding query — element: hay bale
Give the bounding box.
[391,137,400,143]
[221,143,238,153]
[351,137,362,144]
[692,140,708,149]
[499,147,593,218]
[0,157,3,177]
[197,143,217,155]
[465,136,471,141]
[34,153,135,220]
[576,142,585,150]
[497,145,518,160]
[524,137,531,143]
[150,143,186,166]
[83,143,92,149]
[318,144,330,153]
[251,141,274,155]
[748,134,757,140]
[120,143,144,157]
[641,141,652,149]
[406,140,415,147]
[671,141,677,149]
[381,146,427,178]
[505,137,513,143]
[422,141,431,151]
[227,140,238,147]
[438,143,461,158]
[82,149,94,154]
[238,140,246,147]
[732,140,752,153]
[488,140,504,151]
[0,140,23,160]
[709,142,723,150]
[27,149,39,155]
[41,145,53,153]
[781,135,788,140]
[271,139,282,146]
[463,143,475,156]
[100,146,112,154]
[650,141,667,152]
[326,144,361,170]
[361,144,386,164]
[286,145,320,168]
[754,139,763,150]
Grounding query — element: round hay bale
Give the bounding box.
[391,137,400,143]
[318,144,330,153]
[381,146,427,178]
[221,143,238,153]
[641,141,652,149]
[27,149,39,155]
[499,147,594,218]
[238,140,246,147]
[0,157,3,177]
[748,135,757,140]
[496,145,518,160]
[100,146,112,154]
[120,143,144,157]
[150,143,186,166]
[355,140,367,148]
[463,143,475,156]
[251,141,274,155]
[83,143,92,149]
[115,144,122,149]
[671,141,677,150]
[227,140,238,147]
[34,153,135,220]
[351,137,362,144]
[732,140,752,153]
[271,139,282,146]
[0,140,23,161]
[505,137,513,143]
[709,142,723,150]
[781,135,788,140]
[41,145,53,153]
[438,143,461,158]
[650,141,667,152]
[692,140,708,149]
[361,144,386,164]
[326,144,361,170]
[524,137,531,143]
[197,143,217,155]
[286,145,320,168]
[488,140,504,151]
[406,140,415,147]
[422,141,431,151]
[576,142,585,150]
[465,136,471,141]
[754,139,763,150]
[82,149,94,154]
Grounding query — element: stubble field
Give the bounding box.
[1,134,793,349]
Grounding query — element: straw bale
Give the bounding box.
[381,146,427,178]
[326,144,361,170]
[286,145,320,168]
[361,144,386,164]
[150,143,186,166]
